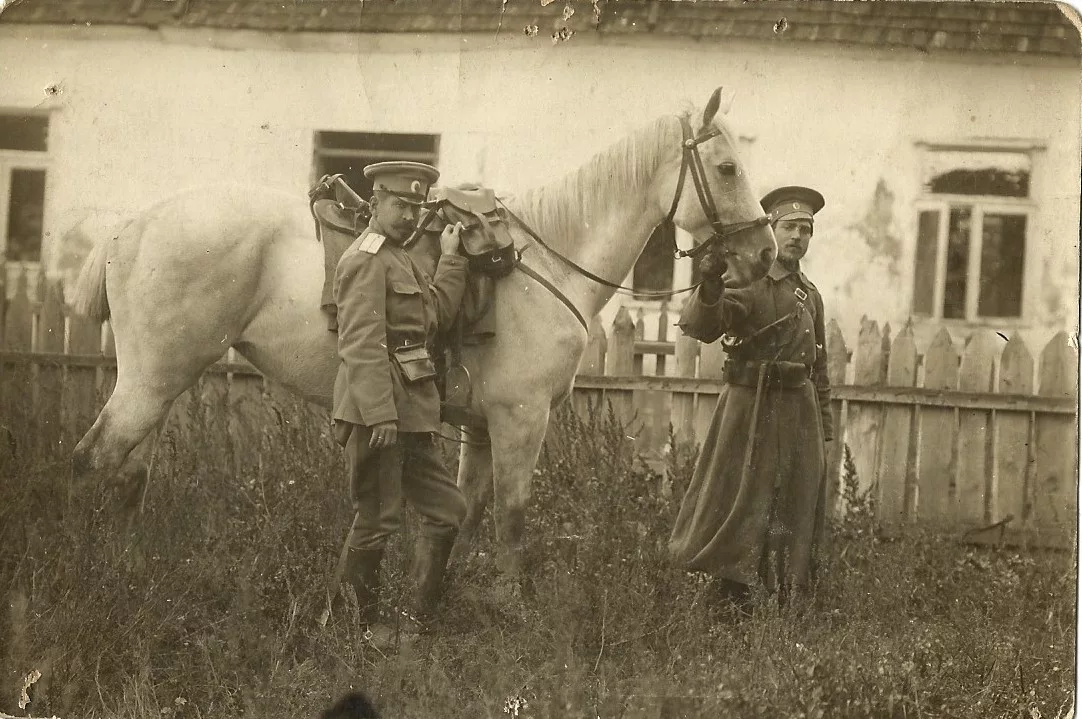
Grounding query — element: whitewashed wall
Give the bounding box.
[1,25,1078,351]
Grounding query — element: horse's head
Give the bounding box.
[654,86,777,288]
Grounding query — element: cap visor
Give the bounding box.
[774,210,814,222]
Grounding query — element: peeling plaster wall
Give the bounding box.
[1,26,1078,350]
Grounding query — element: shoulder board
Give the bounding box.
[798,271,818,292]
[356,233,386,254]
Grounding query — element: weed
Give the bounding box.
[0,381,1075,719]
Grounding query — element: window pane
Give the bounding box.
[6,168,46,263]
[0,115,49,152]
[924,150,1030,197]
[942,207,971,319]
[316,154,377,199]
[912,210,939,316]
[633,220,675,298]
[316,131,438,155]
[978,214,1026,318]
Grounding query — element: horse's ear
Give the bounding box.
[701,86,723,128]
[718,87,735,116]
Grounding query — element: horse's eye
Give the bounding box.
[718,162,737,176]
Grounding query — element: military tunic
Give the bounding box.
[668,262,833,592]
[331,226,469,549]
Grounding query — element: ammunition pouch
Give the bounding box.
[388,338,438,384]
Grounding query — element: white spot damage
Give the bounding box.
[17,669,41,711]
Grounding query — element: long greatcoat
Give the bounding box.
[668,262,833,592]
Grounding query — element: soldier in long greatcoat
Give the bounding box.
[668,186,834,614]
[325,161,469,647]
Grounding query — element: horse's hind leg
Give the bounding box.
[115,415,170,524]
[72,380,174,502]
[72,353,208,523]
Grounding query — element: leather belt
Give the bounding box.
[387,333,430,351]
[724,360,810,389]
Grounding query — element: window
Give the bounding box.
[1,113,49,265]
[312,131,440,199]
[912,147,1033,321]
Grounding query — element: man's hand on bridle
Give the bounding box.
[698,251,727,302]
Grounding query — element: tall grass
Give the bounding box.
[0,381,1075,718]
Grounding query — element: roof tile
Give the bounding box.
[1,0,1077,57]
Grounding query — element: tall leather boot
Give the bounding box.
[341,546,395,649]
[410,534,457,631]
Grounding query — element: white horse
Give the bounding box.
[69,87,777,580]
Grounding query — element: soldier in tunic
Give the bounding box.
[668,185,834,614]
[326,161,469,646]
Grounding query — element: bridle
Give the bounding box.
[495,113,774,331]
[664,115,772,262]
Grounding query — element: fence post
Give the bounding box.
[652,301,674,465]
[848,317,885,499]
[824,319,849,522]
[1,270,34,437]
[36,279,66,456]
[955,330,998,525]
[574,315,607,418]
[656,301,670,378]
[577,315,607,375]
[916,328,960,524]
[1031,332,1078,535]
[876,320,917,525]
[672,334,699,447]
[4,268,32,352]
[605,305,636,428]
[995,332,1034,530]
[632,308,645,377]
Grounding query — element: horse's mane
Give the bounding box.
[508,112,689,254]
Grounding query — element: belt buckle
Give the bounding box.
[794,288,808,302]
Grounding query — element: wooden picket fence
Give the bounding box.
[573,301,1078,547]
[1,269,1078,546]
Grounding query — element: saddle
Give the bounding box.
[410,185,522,279]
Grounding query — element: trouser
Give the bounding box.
[343,424,467,551]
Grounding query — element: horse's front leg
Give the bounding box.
[451,438,494,566]
[487,397,551,585]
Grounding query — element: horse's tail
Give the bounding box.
[70,232,113,322]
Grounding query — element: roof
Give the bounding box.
[2,0,1079,58]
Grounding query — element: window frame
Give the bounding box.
[911,142,1040,325]
[310,130,441,197]
[0,109,51,276]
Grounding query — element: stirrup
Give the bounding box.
[441,363,488,431]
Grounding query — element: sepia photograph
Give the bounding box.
[0,0,1079,717]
